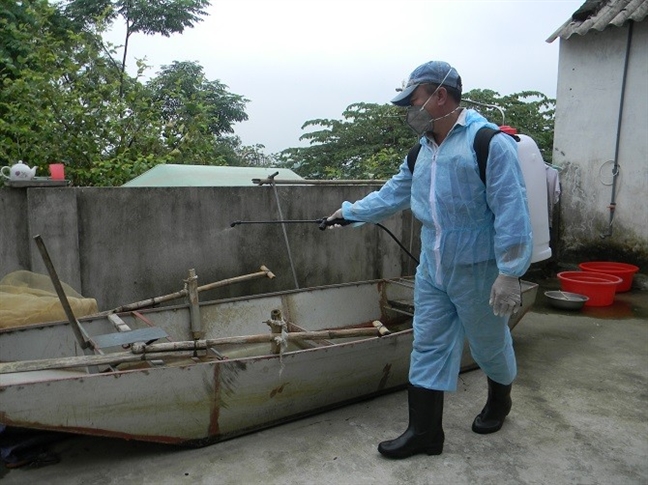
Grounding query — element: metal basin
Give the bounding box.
[544,290,589,311]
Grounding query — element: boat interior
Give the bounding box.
[0,278,417,383]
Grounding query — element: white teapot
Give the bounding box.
[1,161,37,181]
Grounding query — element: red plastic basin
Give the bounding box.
[557,271,622,307]
[578,261,639,292]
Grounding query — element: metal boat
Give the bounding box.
[0,277,538,446]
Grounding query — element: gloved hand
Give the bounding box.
[327,208,343,221]
[489,274,521,317]
[325,208,345,229]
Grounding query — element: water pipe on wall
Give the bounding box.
[601,20,634,239]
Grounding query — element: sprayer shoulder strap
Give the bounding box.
[473,127,501,185]
[406,126,505,185]
[406,143,423,175]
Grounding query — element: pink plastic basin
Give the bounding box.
[578,261,639,292]
[557,271,622,307]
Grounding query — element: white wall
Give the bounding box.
[553,20,648,264]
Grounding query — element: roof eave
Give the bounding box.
[546,0,648,43]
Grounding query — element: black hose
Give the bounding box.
[375,223,419,265]
[319,218,419,264]
[231,217,420,265]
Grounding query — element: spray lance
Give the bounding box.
[230,217,420,264]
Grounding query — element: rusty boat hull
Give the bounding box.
[0,278,538,445]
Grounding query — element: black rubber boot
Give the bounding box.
[472,377,512,434]
[378,384,444,459]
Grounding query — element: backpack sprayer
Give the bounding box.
[230,218,420,264]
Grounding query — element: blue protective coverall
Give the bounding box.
[341,109,533,392]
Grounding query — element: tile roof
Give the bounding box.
[546,0,648,42]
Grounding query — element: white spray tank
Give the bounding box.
[500,126,552,263]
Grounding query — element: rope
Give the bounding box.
[272,326,289,376]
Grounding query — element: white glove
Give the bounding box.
[489,274,521,317]
[325,208,345,229]
[327,208,343,221]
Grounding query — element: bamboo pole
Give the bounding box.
[33,235,93,352]
[0,351,197,374]
[186,269,202,339]
[91,266,275,317]
[131,324,389,354]
[0,322,391,374]
[267,309,286,355]
[197,265,275,293]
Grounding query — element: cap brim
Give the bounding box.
[390,83,419,107]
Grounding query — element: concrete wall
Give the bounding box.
[552,20,648,267]
[1,185,420,310]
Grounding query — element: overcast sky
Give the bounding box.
[106,0,583,154]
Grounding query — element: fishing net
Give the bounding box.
[0,271,98,329]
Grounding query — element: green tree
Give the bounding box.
[62,0,210,96]
[237,144,277,167]
[1,2,251,186]
[0,2,114,169]
[1,28,164,184]
[463,89,555,161]
[276,102,414,180]
[147,60,248,165]
[276,91,555,180]
[1,1,45,78]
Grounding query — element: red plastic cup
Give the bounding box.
[49,163,65,180]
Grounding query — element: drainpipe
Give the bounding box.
[601,20,633,239]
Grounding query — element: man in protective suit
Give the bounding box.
[328,60,533,459]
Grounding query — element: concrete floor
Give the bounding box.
[2,275,647,485]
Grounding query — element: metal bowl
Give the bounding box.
[544,290,589,310]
